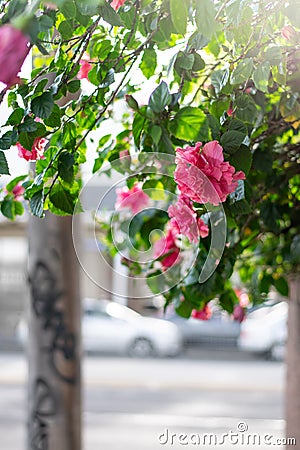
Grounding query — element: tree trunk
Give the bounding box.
[27,213,82,450]
[286,275,300,449]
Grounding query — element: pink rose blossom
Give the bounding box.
[78,53,93,80]
[110,0,126,11]
[119,149,130,159]
[168,194,209,243]
[192,305,212,321]
[233,304,246,323]
[197,217,209,238]
[281,25,297,41]
[227,105,234,116]
[17,137,48,161]
[12,183,25,200]
[0,25,30,88]
[115,183,149,214]
[153,224,180,268]
[175,141,245,206]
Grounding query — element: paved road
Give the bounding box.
[0,349,285,450]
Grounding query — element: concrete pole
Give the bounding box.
[27,213,82,450]
[286,275,300,450]
[112,253,128,306]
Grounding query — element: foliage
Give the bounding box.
[0,0,299,315]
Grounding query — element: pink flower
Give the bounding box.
[44,2,57,9]
[192,305,212,321]
[12,183,25,200]
[153,224,180,268]
[119,149,130,159]
[227,105,234,116]
[197,217,209,238]
[233,304,246,323]
[174,141,245,206]
[168,194,209,243]
[115,183,149,214]
[17,137,48,161]
[109,0,126,11]
[78,53,93,80]
[281,25,297,41]
[0,25,30,88]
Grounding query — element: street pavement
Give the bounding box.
[0,348,285,450]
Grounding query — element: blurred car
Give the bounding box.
[82,299,182,357]
[237,301,288,360]
[17,299,183,358]
[165,305,241,346]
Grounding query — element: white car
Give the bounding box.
[82,299,182,357]
[238,302,288,360]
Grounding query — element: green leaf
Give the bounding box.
[169,107,206,141]
[273,277,289,297]
[146,271,166,295]
[30,190,44,218]
[61,0,77,18]
[187,32,210,51]
[132,112,146,146]
[5,175,26,192]
[157,129,175,154]
[44,104,61,127]
[184,268,200,286]
[31,92,54,119]
[149,125,162,146]
[284,2,300,27]
[58,20,74,39]
[174,52,195,72]
[0,130,19,150]
[230,58,253,85]
[75,0,102,15]
[235,95,258,124]
[1,197,14,220]
[67,79,81,93]
[149,82,171,113]
[19,116,38,133]
[259,274,272,294]
[14,200,24,216]
[229,144,252,175]
[221,131,245,154]
[58,151,75,184]
[140,49,157,79]
[219,289,237,314]
[0,151,10,175]
[265,46,282,65]
[49,184,77,214]
[170,0,188,34]
[99,2,124,26]
[211,69,229,95]
[18,132,35,151]
[6,108,24,126]
[195,0,219,38]
[192,53,205,72]
[229,118,247,135]
[175,299,193,318]
[37,14,54,32]
[253,62,271,93]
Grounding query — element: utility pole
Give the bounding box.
[27,213,82,450]
[286,276,300,449]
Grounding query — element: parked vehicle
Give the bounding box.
[165,304,241,346]
[82,298,182,357]
[237,301,288,360]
